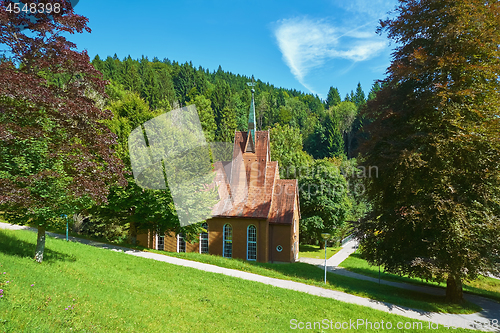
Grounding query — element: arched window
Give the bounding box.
[177,234,186,253]
[223,224,232,258]
[157,233,164,251]
[247,225,257,261]
[200,222,209,254]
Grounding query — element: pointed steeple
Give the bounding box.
[246,76,256,153]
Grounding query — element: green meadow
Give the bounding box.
[0,229,479,332]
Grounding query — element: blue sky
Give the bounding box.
[69,0,398,99]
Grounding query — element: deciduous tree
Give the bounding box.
[270,124,312,179]
[299,159,351,247]
[355,0,500,303]
[0,0,126,262]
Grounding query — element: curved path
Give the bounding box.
[299,240,500,332]
[1,223,499,332]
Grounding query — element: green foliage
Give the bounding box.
[367,82,381,101]
[352,82,366,107]
[325,112,344,158]
[91,83,180,242]
[325,86,341,108]
[91,54,335,145]
[269,124,312,179]
[298,159,351,244]
[356,0,500,303]
[0,7,126,261]
[187,95,217,142]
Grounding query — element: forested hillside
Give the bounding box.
[91,55,380,159]
[79,54,378,245]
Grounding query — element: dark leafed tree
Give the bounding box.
[0,0,126,262]
[355,0,500,303]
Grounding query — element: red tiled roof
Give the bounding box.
[212,130,298,224]
[268,179,298,224]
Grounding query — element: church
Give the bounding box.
[137,88,300,263]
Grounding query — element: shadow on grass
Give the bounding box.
[343,253,500,304]
[299,245,321,252]
[341,253,406,281]
[0,231,76,263]
[248,261,481,314]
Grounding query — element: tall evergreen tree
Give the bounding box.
[353,82,366,107]
[325,112,344,158]
[122,57,142,93]
[154,65,176,107]
[367,82,381,101]
[325,86,342,108]
[139,59,161,108]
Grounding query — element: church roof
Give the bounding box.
[212,130,299,224]
[268,179,299,224]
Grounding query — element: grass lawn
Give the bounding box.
[298,244,341,259]
[0,229,476,332]
[340,252,500,303]
[132,245,480,314]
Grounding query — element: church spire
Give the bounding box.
[246,76,256,153]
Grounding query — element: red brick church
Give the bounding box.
[137,88,300,262]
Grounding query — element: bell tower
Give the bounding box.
[246,76,256,153]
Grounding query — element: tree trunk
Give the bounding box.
[319,241,325,250]
[445,275,464,303]
[34,225,46,263]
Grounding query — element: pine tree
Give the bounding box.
[353,82,366,107]
[122,57,142,93]
[367,82,381,101]
[325,86,341,108]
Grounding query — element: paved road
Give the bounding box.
[1,222,499,331]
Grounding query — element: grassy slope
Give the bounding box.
[139,247,480,314]
[0,229,474,332]
[340,252,500,303]
[298,244,341,259]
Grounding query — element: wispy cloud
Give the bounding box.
[332,0,397,20]
[273,17,387,94]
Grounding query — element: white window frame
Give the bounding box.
[246,225,257,261]
[199,222,209,254]
[177,234,186,253]
[223,223,232,258]
[156,233,164,251]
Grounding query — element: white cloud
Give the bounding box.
[332,0,397,20]
[273,17,387,94]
